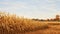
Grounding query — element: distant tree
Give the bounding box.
[50,19,53,21]
[47,19,49,21]
[55,15,60,21]
[40,19,44,21]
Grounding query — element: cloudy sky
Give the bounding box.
[0,0,60,19]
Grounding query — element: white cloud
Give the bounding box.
[0,2,9,5]
[0,1,28,12]
[0,0,60,19]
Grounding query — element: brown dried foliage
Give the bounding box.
[0,12,48,34]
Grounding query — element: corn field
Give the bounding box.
[0,12,48,34]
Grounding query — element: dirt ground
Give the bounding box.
[25,25,60,34]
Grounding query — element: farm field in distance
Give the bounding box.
[0,0,60,34]
[0,12,60,34]
[25,21,60,34]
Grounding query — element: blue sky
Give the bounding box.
[0,0,60,19]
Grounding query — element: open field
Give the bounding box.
[39,21,60,25]
[0,12,60,34]
[25,22,60,34]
